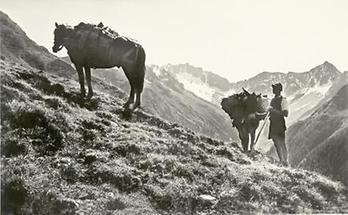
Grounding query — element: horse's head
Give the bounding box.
[52,22,72,53]
[221,94,244,119]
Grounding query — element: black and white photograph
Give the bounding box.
[1,0,348,214]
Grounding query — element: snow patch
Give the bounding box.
[152,66,161,77]
[224,88,236,96]
[174,72,218,102]
[306,81,332,95]
[283,81,333,125]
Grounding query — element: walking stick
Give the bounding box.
[254,111,270,147]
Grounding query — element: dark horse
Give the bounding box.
[52,22,146,110]
[221,89,267,152]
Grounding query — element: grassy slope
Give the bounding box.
[1,60,348,214]
[285,85,348,185]
[299,127,348,185]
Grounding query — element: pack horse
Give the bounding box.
[221,89,269,152]
[52,22,146,110]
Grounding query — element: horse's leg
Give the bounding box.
[84,66,93,99]
[250,129,256,152]
[133,69,145,109]
[238,126,249,152]
[133,47,145,109]
[124,86,135,108]
[75,64,85,97]
[134,88,142,109]
[249,118,259,152]
[123,69,135,109]
[242,133,249,152]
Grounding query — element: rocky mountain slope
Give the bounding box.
[268,84,348,185]
[2,59,348,214]
[163,63,232,104]
[303,70,348,117]
[165,62,344,126]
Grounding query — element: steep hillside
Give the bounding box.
[269,84,348,185]
[0,10,74,77]
[144,67,236,141]
[2,59,348,214]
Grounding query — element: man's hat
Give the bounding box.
[272,83,283,91]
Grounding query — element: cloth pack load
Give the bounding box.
[255,95,269,120]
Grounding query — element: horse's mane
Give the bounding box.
[55,23,74,30]
[74,22,120,39]
[74,22,94,29]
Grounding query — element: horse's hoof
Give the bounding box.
[121,107,133,120]
[123,102,130,108]
[281,162,289,167]
[133,102,141,110]
[135,106,144,111]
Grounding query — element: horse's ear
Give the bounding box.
[55,22,59,28]
[242,88,250,95]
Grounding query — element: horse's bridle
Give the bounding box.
[53,26,75,53]
[53,41,64,52]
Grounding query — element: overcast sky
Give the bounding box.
[2,0,348,81]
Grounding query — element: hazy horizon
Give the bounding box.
[2,0,348,82]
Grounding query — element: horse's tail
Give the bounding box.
[136,46,146,93]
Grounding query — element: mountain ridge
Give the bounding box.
[165,61,344,126]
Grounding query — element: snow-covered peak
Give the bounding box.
[307,61,341,85]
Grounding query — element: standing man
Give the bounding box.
[268,83,289,166]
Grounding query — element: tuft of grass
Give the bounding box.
[1,176,28,214]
